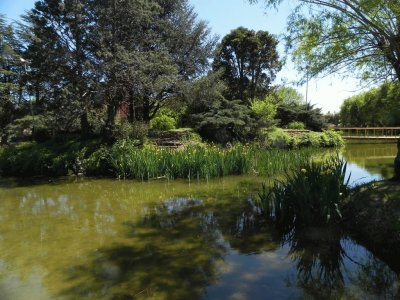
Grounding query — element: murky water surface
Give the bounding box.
[0,143,398,299]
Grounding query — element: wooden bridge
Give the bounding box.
[335,127,400,141]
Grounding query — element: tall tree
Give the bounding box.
[0,15,26,143]
[131,0,216,123]
[213,27,281,101]
[23,0,215,140]
[23,0,98,136]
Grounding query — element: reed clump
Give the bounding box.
[257,156,351,231]
[85,141,314,180]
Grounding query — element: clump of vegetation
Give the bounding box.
[0,136,101,177]
[150,115,177,131]
[250,98,277,127]
[85,142,314,180]
[114,120,148,144]
[287,121,305,130]
[263,128,344,149]
[257,156,351,231]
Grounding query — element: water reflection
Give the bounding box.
[342,143,397,181]
[0,143,399,299]
[57,194,400,300]
[62,198,226,299]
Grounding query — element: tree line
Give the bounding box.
[1,0,333,144]
[340,82,400,127]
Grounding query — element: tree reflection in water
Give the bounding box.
[283,227,400,299]
[283,228,348,299]
[62,197,227,299]
[60,195,400,300]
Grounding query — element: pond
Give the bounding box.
[0,143,398,300]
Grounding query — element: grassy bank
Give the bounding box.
[0,137,336,179]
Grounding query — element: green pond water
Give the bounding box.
[0,143,398,300]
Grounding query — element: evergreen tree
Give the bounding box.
[213,27,281,101]
[0,15,27,142]
[23,0,98,136]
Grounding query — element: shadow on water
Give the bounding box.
[58,194,400,300]
[60,194,283,299]
[61,198,226,299]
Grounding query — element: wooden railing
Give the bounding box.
[335,127,400,139]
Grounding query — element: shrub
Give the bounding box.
[114,120,148,144]
[150,115,177,131]
[263,128,344,149]
[5,115,51,143]
[250,98,277,126]
[257,156,351,231]
[287,121,305,130]
[0,136,101,177]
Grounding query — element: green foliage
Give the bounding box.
[263,128,292,149]
[0,15,27,135]
[263,128,344,149]
[287,121,305,130]
[0,135,339,179]
[185,73,258,143]
[150,115,177,131]
[114,120,148,143]
[276,102,326,131]
[275,86,304,105]
[21,0,216,138]
[85,142,315,180]
[250,98,277,126]
[340,82,400,126]
[0,136,101,177]
[213,27,282,100]
[257,156,351,230]
[250,0,400,83]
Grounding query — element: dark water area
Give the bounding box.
[0,143,398,299]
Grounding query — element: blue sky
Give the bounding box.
[1,0,361,112]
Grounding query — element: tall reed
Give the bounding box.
[85,141,315,180]
[257,156,351,231]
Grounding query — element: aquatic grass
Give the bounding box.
[85,141,316,180]
[257,156,351,231]
[0,137,338,180]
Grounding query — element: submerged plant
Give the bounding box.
[257,156,351,231]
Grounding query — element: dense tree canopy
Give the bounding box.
[213,27,281,101]
[0,15,27,142]
[185,72,258,143]
[17,0,215,140]
[250,0,400,83]
[340,82,400,127]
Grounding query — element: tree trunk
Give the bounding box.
[128,90,136,123]
[103,101,117,143]
[80,110,91,138]
[394,139,400,181]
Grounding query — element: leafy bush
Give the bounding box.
[5,115,51,143]
[0,136,101,177]
[287,121,305,130]
[263,128,344,149]
[263,128,292,149]
[250,98,277,126]
[257,156,351,231]
[114,120,148,143]
[150,115,177,131]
